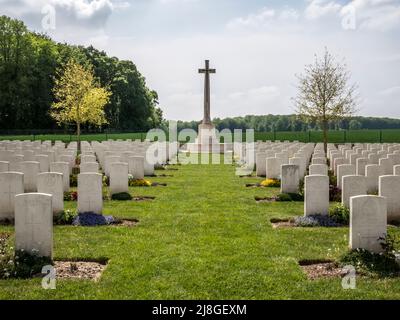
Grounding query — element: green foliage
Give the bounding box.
[64,191,78,201]
[340,234,400,277]
[0,241,52,279]
[329,204,349,224]
[349,119,362,130]
[55,209,77,225]
[103,175,109,187]
[111,192,133,201]
[276,193,293,202]
[70,174,78,187]
[328,170,337,186]
[276,193,304,202]
[0,15,161,131]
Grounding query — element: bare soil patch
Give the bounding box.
[112,218,139,227]
[53,260,108,281]
[132,196,156,201]
[270,218,295,229]
[151,182,167,187]
[0,232,10,241]
[256,196,277,203]
[299,259,348,280]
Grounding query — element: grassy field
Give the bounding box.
[1,155,400,299]
[1,129,400,143]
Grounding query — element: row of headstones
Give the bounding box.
[12,172,103,259]
[0,171,105,220]
[1,139,180,179]
[304,176,388,253]
[252,142,315,178]
[246,142,389,254]
[11,186,387,260]
[0,141,77,173]
[1,139,179,260]
[0,140,180,221]
[274,143,400,221]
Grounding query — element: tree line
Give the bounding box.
[0,15,162,132]
[174,115,400,132]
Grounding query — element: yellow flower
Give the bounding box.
[260,179,281,188]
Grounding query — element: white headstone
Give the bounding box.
[105,155,121,176]
[20,161,40,192]
[0,161,9,173]
[342,175,367,208]
[266,157,281,179]
[37,172,64,215]
[77,173,103,214]
[128,156,145,180]
[15,193,53,258]
[80,162,99,173]
[379,157,394,175]
[350,195,386,253]
[81,155,96,164]
[50,162,70,192]
[34,154,50,172]
[365,164,384,194]
[304,175,329,216]
[311,157,326,165]
[337,164,356,189]
[379,175,400,223]
[356,158,369,176]
[280,165,299,193]
[256,153,267,177]
[309,164,328,176]
[110,162,129,195]
[0,172,24,220]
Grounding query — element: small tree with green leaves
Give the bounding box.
[51,59,111,152]
[293,49,358,153]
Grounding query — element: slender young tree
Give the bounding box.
[51,59,111,152]
[293,49,358,153]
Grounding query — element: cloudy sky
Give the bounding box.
[1,0,399,121]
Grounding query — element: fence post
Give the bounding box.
[344,130,347,143]
[273,130,276,141]
[380,130,383,143]
[308,131,311,142]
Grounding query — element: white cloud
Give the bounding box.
[226,7,276,30]
[342,0,400,31]
[1,0,399,120]
[279,8,300,21]
[0,0,117,28]
[304,0,341,20]
[225,6,301,32]
[303,0,400,31]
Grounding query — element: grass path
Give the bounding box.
[1,159,400,299]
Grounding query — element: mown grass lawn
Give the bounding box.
[1,156,400,300]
